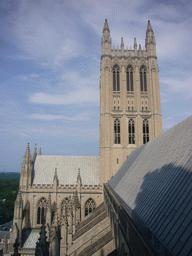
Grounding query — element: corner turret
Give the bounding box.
[145,20,156,57]
[101,19,111,56]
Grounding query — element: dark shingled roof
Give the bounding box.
[108,116,192,255]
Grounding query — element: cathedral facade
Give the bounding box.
[9,20,162,255]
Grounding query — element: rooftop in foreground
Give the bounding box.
[109,116,192,255]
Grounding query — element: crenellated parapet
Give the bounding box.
[30,183,102,192]
[111,45,147,58]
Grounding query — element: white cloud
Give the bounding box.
[21,73,39,81]
[61,71,99,89]
[29,86,99,106]
[160,75,192,99]
[30,73,39,78]
[29,112,93,121]
[10,125,99,142]
[163,111,192,130]
[7,1,85,67]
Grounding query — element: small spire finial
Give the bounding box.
[39,147,42,155]
[53,168,58,185]
[121,37,124,46]
[77,168,82,184]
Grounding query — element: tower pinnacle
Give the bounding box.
[103,19,110,32]
[147,20,153,32]
[145,20,156,56]
[102,19,111,55]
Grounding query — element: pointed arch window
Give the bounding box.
[37,198,47,224]
[61,197,71,216]
[129,119,135,144]
[140,66,147,92]
[143,119,149,144]
[127,66,133,91]
[113,65,120,91]
[85,198,96,217]
[114,119,120,144]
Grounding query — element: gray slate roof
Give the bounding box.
[33,156,100,185]
[0,231,10,240]
[22,229,40,249]
[108,116,192,256]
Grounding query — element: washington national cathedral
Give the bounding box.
[8,19,164,255]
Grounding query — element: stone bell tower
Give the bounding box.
[100,20,162,184]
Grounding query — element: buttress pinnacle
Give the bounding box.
[24,143,31,161]
[39,147,42,155]
[32,144,37,162]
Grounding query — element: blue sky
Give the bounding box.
[0,0,191,172]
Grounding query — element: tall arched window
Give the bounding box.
[114,119,120,144]
[129,119,135,144]
[113,65,120,91]
[37,198,47,224]
[126,66,133,91]
[143,119,149,144]
[140,66,147,92]
[85,198,96,217]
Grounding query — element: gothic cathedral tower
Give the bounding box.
[100,20,162,184]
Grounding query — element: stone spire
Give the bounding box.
[50,210,60,253]
[147,20,153,32]
[38,147,42,155]
[20,143,33,190]
[138,44,142,57]
[134,38,137,56]
[32,144,37,162]
[53,168,58,183]
[121,37,124,47]
[145,20,156,56]
[121,37,124,55]
[102,19,111,55]
[77,168,82,184]
[35,219,49,256]
[24,143,31,161]
[76,168,81,203]
[103,19,110,32]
